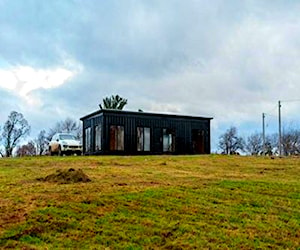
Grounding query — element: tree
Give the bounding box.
[245,133,263,155]
[218,126,244,154]
[35,130,48,155]
[281,128,300,156]
[245,132,279,156]
[48,118,82,141]
[16,141,36,157]
[263,134,278,155]
[0,111,30,157]
[99,95,128,110]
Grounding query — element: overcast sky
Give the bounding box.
[1,0,300,151]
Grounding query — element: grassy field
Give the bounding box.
[0,155,299,249]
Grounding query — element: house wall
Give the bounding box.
[82,111,211,155]
[82,113,103,154]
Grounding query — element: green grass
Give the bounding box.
[0,155,299,249]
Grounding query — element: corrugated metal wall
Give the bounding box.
[82,111,211,155]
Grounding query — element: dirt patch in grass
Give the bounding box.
[259,167,287,174]
[37,168,91,184]
[138,181,165,186]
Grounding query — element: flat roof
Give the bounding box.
[80,109,213,121]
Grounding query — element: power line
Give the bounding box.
[264,104,278,117]
[280,99,300,103]
[264,112,277,118]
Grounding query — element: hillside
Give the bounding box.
[0,155,299,249]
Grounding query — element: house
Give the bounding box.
[80,109,212,155]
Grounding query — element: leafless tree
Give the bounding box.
[0,111,30,157]
[281,128,300,156]
[48,118,82,141]
[218,126,244,154]
[16,141,36,157]
[35,130,48,155]
[263,134,277,155]
[245,133,263,155]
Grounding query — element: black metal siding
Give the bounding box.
[82,114,103,154]
[82,110,211,155]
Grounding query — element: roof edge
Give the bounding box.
[80,109,213,121]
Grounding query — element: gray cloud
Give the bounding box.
[0,89,22,118]
[1,0,300,150]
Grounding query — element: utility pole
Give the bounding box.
[262,113,265,155]
[278,100,282,156]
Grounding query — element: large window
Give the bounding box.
[85,127,91,153]
[163,128,175,152]
[110,125,124,151]
[95,124,102,151]
[192,129,205,154]
[137,127,150,152]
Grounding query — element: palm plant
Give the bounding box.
[99,95,128,110]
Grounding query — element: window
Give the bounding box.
[192,129,205,154]
[95,124,102,151]
[137,127,150,151]
[85,127,91,152]
[110,125,124,151]
[163,128,175,152]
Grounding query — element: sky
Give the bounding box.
[1,0,300,151]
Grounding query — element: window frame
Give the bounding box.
[109,125,125,151]
[85,127,91,153]
[162,128,175,153]
[137,127,151,152]
[95,124,102,151]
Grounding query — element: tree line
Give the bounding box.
[0,111,81,157]
[0,95,128,157]
[219,126,300,156]
[1,94,299,157]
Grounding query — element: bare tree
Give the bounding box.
[281,128,300,156]
[244,132,278,156]
[35,130,48,155]
[48,118,81,140]
[1,111,30,157]
[99,95,128,110]
[263,134,278,155]
[245,133,263,155]
[218,126,244,154]
[16,141,36,157]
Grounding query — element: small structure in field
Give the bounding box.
[80,109,212,155]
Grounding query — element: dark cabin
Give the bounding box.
[80,109,212,155]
